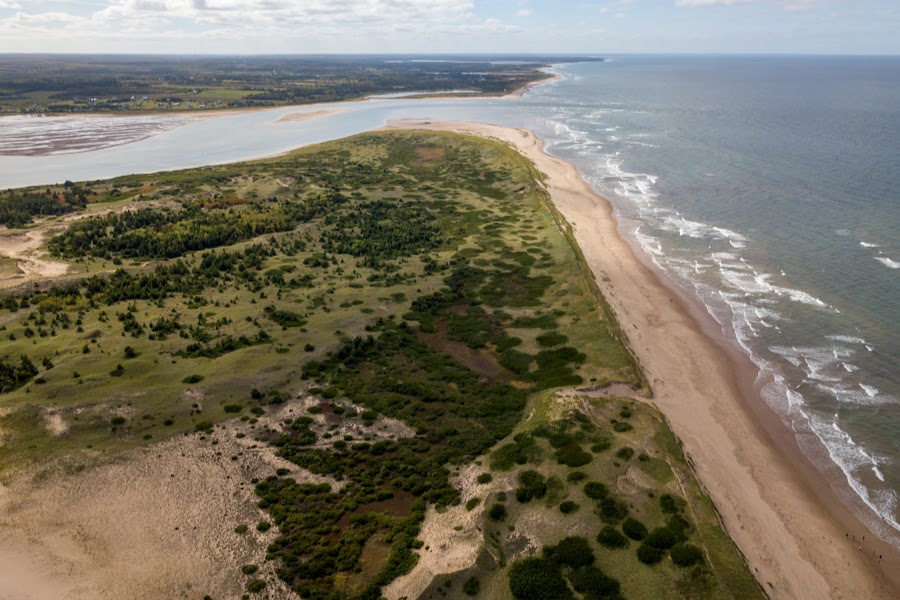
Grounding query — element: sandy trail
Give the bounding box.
[382,121,899,599]
[0,228,69,284]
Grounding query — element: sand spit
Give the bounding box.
[382,121,898,599]
[276,108,346,123]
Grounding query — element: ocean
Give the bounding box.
[522,56,900,545]
[1,54,898,547]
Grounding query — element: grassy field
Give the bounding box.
[0,131,759,599]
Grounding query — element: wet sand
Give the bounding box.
[381,121,899,599]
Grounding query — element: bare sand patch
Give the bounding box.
[276,108,345,123]
[0,409,341,600]
[383,462,514,600]
[41,409,69,437]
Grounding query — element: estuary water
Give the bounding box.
[1,55,898,546]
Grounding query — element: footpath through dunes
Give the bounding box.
[382,121,900,598]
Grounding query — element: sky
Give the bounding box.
[0,0,897,55]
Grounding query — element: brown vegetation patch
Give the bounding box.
[418,323,515,382]
[413,146,446,168]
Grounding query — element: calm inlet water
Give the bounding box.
[1,55,898,546]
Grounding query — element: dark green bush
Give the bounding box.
[463,575,480,596]
[476,473,493,484]
[622,517,648,541]
[611,420,632,432]
[508,557,573,600]
[596,526,627,549]
[465,497,481,511]
[583,481,608,500]
[660,493,679,514]
[636,543,664,565]
[555,443,592,468]
[110,416,126,426]
[256,521,271,532]
[182,374,203,384]
[644,527,678,550]
[247,579,266,593]
[670,542,704,567]
[223,404,243,413]
[598,496,628,524]
[615,447,634,461]
[559,500,579,514]
[590,439,612,453]
[241,564,258,575]
[488,503,508,522]
[543,536,595,569]
[515,470,547,503]
[568,566,621,600]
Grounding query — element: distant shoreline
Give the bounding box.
[380,120,900,597]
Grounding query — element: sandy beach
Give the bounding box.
[382,121,899,599]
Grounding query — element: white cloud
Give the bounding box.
[0,0,21,8]
[516,8,531,16]
[94,0,477,26]
[675,0,752,6]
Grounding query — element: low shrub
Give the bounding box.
[596,526,627,549]
[543,536,595,569]
[182,374,203,384]
[463,575,480,596]
[559,500,579,514]
[568,566,621,600]
[598,496,629,524]
[476,473,493,484]
[615,447,634,461]
[516,470,547,503]
[508,557,573,600]
[583,481,608,500]
[670,542,704,567]
[555,443,592,468]
[644,527,678,550]
[488,503,508,522]
[660,493,679,514]
[636,542,664,565]
[622,517,648,541]
[465,497,481,511]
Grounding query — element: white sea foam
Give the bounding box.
[827,335,869,345]
[860,241,879,248]
[875,256,900,269]
[809,416,900,533]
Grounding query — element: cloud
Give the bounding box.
[0,0,21,8]
[675,0,752,6]
[516,8,531,16]
[94,0,478,26]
